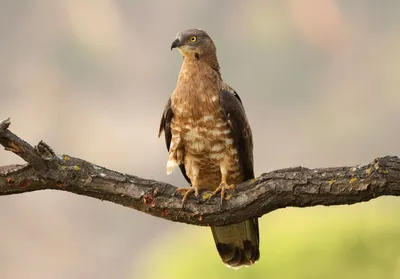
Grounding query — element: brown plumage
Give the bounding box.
[159,29,259,267]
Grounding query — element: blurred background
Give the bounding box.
[1,0,400,278]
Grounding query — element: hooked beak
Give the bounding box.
[170,38,181,50]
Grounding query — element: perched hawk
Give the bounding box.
[159,29,259,267]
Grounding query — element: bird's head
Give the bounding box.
[171,29,216,60]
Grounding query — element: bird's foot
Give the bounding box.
[175,187,199,206]
[210,182,235,204]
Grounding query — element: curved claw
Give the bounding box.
[210,183,235,204]
[175,187,199,206]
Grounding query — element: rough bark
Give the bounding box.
[1,118,399,226]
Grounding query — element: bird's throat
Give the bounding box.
[172,59,221,121]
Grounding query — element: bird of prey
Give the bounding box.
[159,29,259,267]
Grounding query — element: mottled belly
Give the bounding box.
[172,116,243,190]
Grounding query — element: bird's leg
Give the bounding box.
[175,167,199,206]
[176,185,199,205]
[211,165,233,203]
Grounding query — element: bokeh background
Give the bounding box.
[1,1,400,278]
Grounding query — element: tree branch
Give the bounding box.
[1,118,399,226]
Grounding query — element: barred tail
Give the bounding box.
[211,218,260,268]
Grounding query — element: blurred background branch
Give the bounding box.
[1,118,399,227]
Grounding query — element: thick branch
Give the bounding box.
[1,118,399,226]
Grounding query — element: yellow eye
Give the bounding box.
[190,36,197,43]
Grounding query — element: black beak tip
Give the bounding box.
[171,38,180,50]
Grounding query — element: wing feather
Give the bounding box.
[220,88,255,181]
[158,98,191,185]
[215,88,259,265]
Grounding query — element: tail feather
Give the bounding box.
[211,218,260,268]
